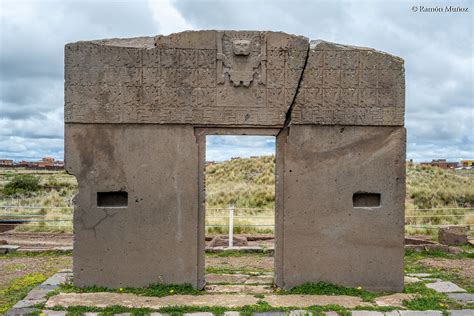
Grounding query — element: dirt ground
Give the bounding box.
[419,257,474,285]
[0,255,72,290]
[0,232,275,250]
[206,254,274,272]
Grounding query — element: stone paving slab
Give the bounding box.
[205,273,273,285]
[398,311,443,316]
[43,271,72,286]
[404,276,421,284]
[12,298,45,309]
[42,311,67,316]
[205,284,273,294]
[6,307,38,316]
[447,293,474,302]
[29,310,474,316]
[289,310,313,315]
[425,281,467,293]
[406,273,432,278]
[245,275,274,284]
[206,274,249,284]
[46,293,260,308]
[45,292,366,309]
[448,310,474,316]
[263,294,364,308]
[374,293,415,308]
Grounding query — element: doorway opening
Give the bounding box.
[200,130,277,292]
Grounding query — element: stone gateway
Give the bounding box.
[64,30,406,292]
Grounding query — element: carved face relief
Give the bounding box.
[217,32,267,88]
[233,40,251,56]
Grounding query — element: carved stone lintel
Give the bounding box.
[216,31,267,87]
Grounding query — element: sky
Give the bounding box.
[0,0,472,162]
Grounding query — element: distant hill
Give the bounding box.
[206,156,474,210]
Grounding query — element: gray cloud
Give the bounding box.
[0,0,158,160]
[172,0,473,161]
[0,0,472,162]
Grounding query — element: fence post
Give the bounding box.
[229,204,234,248]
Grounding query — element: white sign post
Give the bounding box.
[228,204,234,248]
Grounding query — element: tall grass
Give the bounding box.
[1,160,472,235]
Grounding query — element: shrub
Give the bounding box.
[3,174,40,196]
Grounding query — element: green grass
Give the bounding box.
[36,302,359,316]
[278,282,380,302]
[402,282,453,310]
[1,160,473,235]
[405,249,474,292]
[0,272,48,314]
[0,250,72,258]
[55,282,202,298]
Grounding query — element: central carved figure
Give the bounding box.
[217,31,266,87]
[232,39,251,56]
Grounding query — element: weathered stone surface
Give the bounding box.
[65,30,406,291]
[374,293,414,308]
[263,294,363,308]
[46,293,259,308]
[398,312,442,316]
[7,308,40,316]
[12,298,46,308]
[447,293,474,302]
[291,40,405,126]
[205,284,272,293]
[351,312,384,316]
[46,292,367,309]
[42,311,67,316]
[404,276,421,284]
[407,273,431,278]
[65,31,308,127]
[438,226,469,245]
[66,125,202,288]
[275,125,406,291]
[289,310,313,316]
[209,236,248,247]
[43,272,71,286]
[206,273,250,284]
[205,273,273,285]
[425,281,466,293]
[447,310,474,316]
[245,275,274,284]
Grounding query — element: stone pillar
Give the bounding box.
[275,125,406,291]
[65,124,200,288]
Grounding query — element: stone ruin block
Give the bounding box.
[65,30,406,291]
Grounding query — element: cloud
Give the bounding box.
[172,0,473,161]
[0,0,159,160]
[0,0,472,162]
[206,136,275,161]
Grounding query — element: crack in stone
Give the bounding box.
[85,210,118,239]
[277,43,311,137]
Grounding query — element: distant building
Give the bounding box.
[37,157,55,168]
[461,160,474,168]
[421,159,459,169]
[0,157,64,170]
[0,159,13,166]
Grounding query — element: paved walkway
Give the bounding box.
[7,271,474,316]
